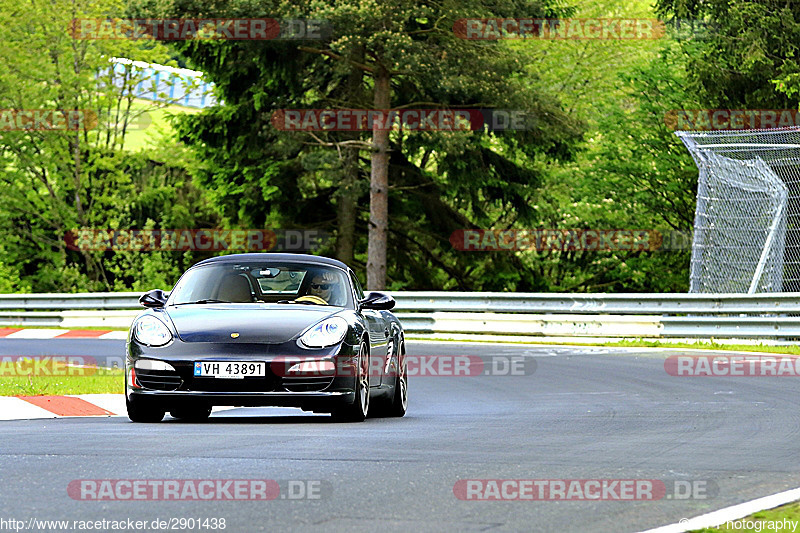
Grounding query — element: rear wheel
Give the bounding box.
[387,345,408,417]
[170,404,212,422]
[371,341,408,418]
[331,341,369,422]
[126,394,165,423]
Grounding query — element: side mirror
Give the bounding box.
[139,289,168,308]
[359,291,395,311]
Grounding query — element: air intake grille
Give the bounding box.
[136,370,182,391]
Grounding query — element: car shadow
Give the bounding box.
[166,416,359,424]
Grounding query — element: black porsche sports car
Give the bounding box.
[125,253,407,423]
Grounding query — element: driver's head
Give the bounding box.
[308,273,334,302]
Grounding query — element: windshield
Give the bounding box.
[168,262,353,308]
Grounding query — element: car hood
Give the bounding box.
[164,304,342,344]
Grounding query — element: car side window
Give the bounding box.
[350,272,364,302]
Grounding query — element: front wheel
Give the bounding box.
[331,341,369,422]
[126,395,165,423]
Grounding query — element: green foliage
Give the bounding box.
[655,0,800,108]
[130,0,583,290]
[493,0,698,291]
[0,246,29,293]
[2,0,799,294]
[0,0,217,292]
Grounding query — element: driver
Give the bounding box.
[308,271,345,306]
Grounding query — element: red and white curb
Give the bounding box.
[0,328,127,340]
[0,394,246,421]
[0,394,125,420]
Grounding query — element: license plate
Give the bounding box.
[194,361,265,379]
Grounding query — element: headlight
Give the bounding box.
[133,315,172,347]
[299,317,348,348]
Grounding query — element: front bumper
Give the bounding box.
[128,390,354,410]
[126,339,360,410]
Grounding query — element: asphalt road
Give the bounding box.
[1,340,799,532]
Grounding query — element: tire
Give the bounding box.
[371,341,408,418]
[331,341,370,422]
[386,344,408,417]
[170,405,212,422]
[126,394,165,423]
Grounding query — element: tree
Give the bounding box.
[655,0,800,109]
[0,0,211,291]
[506,0,698,291]
[129,0,582,290]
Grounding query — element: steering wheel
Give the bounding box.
[294,295,328,305]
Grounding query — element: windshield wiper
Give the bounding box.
[276,299,324,305]
[173,299,230,305]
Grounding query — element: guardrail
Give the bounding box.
[1,292,799,340]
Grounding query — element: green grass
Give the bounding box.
[407,336,800,355]
[600,339,800,355]
[121,98,201,152]
[0,363,124,396]
[692,501,800,532]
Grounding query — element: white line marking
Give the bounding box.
[640,486,800,533]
